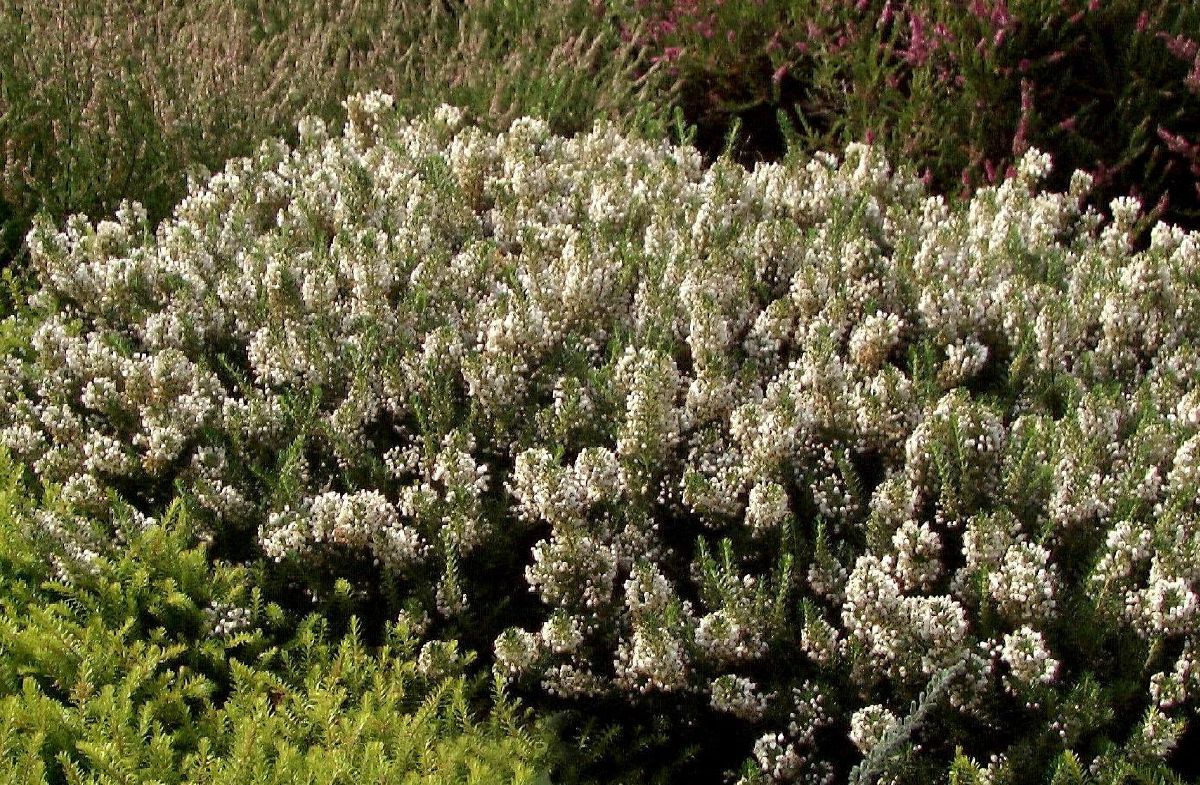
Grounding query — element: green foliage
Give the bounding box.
[0,450,552,785]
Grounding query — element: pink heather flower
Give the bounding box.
[772,64,789,84]
[1157,127,1200,157]
[904,13,931,66]
[1012,78,1033,156]
[878,0,894,28]
[991,0,1012,29]
[1158,32,1199,62]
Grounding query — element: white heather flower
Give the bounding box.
[1110,195,1142,229]
[416,640,464,680]
[800,613,840,665]
[746,480,790,536]
[1137,708,1184,760]
[848,313,903,370]
[540,612,585,655]
[988,541,1057,624]
[1149,640,1197,709]
[205,602,253,638]
[891,519,942,591]
[624,561,676,619]
[1126,563,1199,638]
[573,447,621,504]
[494,628,541,679]
[259,491,425,569]
[695,609,767,663]
[542,662,604,699]
[1092,519,1153,586]
[849,704,899,754]
[999,626,1059,691]
[752,733,806,783]
[1068,169,1094,200]
[527,533,619,611]
[711,674,769,721]
[939,336,990,386]
[1016,148,1053,182]
[1167,433,1200,498]
[615,624,690,694]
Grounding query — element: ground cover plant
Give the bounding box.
[605,0,1200,231]
[0,448,552,785]
[3,94,1200,783]
[0,0,672,270]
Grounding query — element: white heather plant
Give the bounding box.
[3,94,1200,783]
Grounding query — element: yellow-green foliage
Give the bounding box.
[0,450,551,785]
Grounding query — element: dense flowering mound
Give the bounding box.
[4,93,1200,782]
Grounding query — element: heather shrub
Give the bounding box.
[605,0,1200,230]
[5,98,1200,782]
[0,0,671,268]
[0,449,551,785]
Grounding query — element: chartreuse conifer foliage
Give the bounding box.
[0,449,551,785]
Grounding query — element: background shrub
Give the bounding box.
[0,0,673,269]
[5,101,1200,782]
[0,448,551,785]
[605,0,1200,231]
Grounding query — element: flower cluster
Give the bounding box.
[6,95,1200,782]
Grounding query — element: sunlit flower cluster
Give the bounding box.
[6,94,1200,782]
